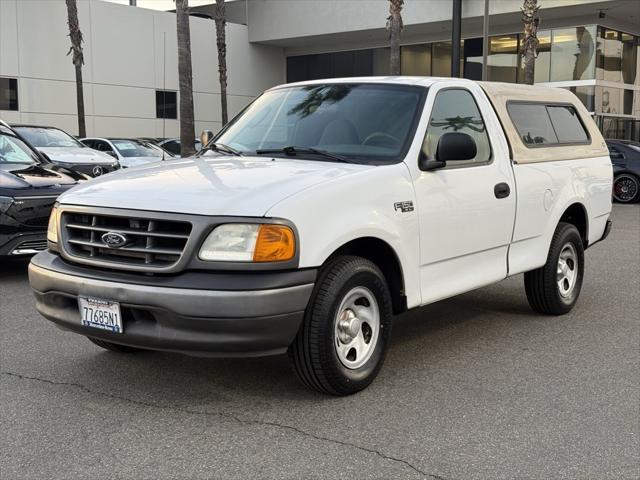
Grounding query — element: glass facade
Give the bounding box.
[286,24,639,140]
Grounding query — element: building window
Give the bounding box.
[621,33,637,85]
[286,48,390,83]
[401,44,431,76]
[0,78,18,111]
[156,90,177,119]
[463,38,483,80]
[488,35,518,83]
[550,26,596,81]
[567,86,595,112]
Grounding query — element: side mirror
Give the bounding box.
[418,132,477,171]
[436,132,477,162]
[200,130,214,148]
[106,151,118,158]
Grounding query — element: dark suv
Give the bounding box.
[0,122,80,256]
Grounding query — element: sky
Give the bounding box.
[104,0,215,11]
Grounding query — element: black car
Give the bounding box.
[0,123,80,256]
[607,139,640,204]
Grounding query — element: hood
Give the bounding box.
[59,156,370,216]
[38,146,115,165]
[119,156,163,168]
[0,163,78,189]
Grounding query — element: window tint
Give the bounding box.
[507,103,590,147]
[156,90,177,119]
[507,103,558,145]
[215,84,425,164]
[422,89,491,166]
[547,106,589,143]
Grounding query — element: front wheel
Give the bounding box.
[613,174,640,203]
[524,222,584,315]
[288,256,393,395]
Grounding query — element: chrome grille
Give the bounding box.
[61,211,191,268]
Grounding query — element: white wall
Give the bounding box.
[0,0,285,137]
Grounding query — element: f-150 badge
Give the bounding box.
[394,201,414,213]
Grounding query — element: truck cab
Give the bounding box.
[28,78,612,395]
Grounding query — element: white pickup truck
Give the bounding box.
[29,78,613,395]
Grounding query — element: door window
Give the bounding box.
[421,89,492,167]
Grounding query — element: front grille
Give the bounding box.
[67,164,119,177]
[61,211,191,268]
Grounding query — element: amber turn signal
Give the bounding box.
[253,224,295,262]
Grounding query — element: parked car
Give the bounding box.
[606,139,640,203]
[12,125,119,177]
[81,137,174,168]
[0,122,80,256]
[29,78,612,395]
[157,137,202,157]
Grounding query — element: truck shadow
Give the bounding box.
[1,257,31,279]
[68,277,539,406]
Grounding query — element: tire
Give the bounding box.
[288,255,393,396]
[613,174,640,203]
[88,337,143,353]
[524,222,585,315]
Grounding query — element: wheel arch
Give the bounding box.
[559,202,589,247]
[324,236,407,314]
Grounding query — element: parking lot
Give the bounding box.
[0,204,638,480]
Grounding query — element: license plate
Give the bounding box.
[78,296,123,334]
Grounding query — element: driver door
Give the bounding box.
[412,85,516,304]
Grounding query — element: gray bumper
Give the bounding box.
[29,253,315,357]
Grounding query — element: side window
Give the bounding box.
[546,105,589,143]
[507,102,590,146]
[82,139,94,148]
[422,89,491,167]
[507,103,557,145]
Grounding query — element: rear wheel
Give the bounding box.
[613,174,640,203]
[288,255,393,396]
[88,337,143,353]
[524,222,584,315]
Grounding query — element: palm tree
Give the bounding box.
[386,0,404,75]
[520,0,540,85]
[65,0,86,137]
[214,0,228,125]
[176,0,196,157]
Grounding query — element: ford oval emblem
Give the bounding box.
[101,232,128,248]
[92,166,104,176]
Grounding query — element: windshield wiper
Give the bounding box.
[198,142,243,157]
[255,146,350,163]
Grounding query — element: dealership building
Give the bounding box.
[1,0,638,140]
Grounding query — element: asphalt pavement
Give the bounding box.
[1,204,638,480]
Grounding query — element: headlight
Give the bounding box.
[0,196,13,214]
[47,205,58,243]
[199,223,295,262]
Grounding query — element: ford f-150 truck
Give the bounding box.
[28,78,613,395]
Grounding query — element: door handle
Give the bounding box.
[494,182,510,199]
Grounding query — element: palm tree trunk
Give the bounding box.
[520,0,540,85]
[214,0,228,125]
[65,0,86,137]
[176,0,196,157]
[386,0,404,75]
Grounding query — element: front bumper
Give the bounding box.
[29,252,315,357]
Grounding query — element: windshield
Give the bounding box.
[112,140,164,158]
[0,132,41,165]
[15,126,84,148]
[212,83,426,164]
